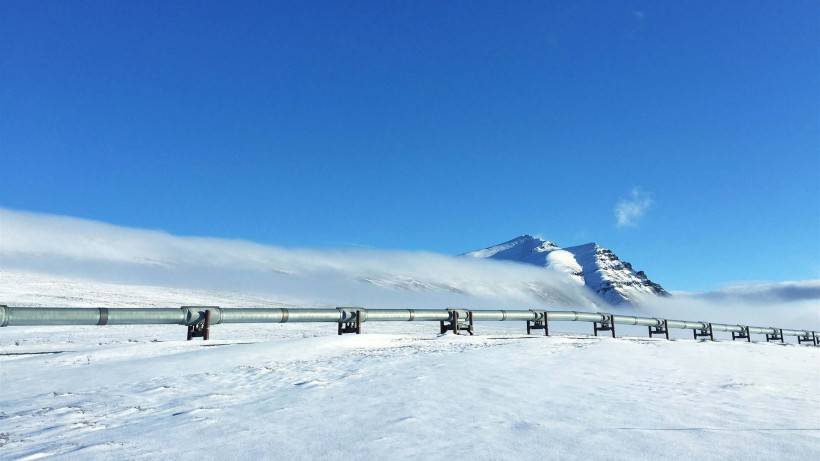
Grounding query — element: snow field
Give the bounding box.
[1,322,818,460]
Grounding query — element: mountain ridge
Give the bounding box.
[463,235,669,305]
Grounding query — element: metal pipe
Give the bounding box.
[710,323,744,333]
[747,326,778,335]
[781,328,811,337]
[611,315,663,327]
[287,308,344,322]
[468,310,538,321]
[110,308,185,325]
[361,309,451,322]
[3,307,105,326]
[220,308,286,323]
[546,311,606,323]
[0,307,186,326]
[0,306,816,343]
[666,319,708,330]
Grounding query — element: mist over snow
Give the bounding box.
[0,208,600,309]
[1,208,817,330]
[633,280,820,331]
[627,282,820,331]
[683,280,820,303]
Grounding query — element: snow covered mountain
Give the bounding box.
[463,235,669,305]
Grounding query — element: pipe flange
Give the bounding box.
[181,306,222,325]
[447,308,467,322]
[97,307,109,326]
[336,306,364,323]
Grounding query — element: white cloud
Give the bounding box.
[615,187,653,228]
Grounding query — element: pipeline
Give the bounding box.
[0,305,817,345]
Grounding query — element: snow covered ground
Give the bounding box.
[2,316,819,460]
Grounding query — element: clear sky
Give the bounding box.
[1,1,818,291]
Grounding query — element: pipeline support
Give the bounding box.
[338,309,362,335]
[648,319,669,340]
[440,310,473,335]
[526,311,549,336]
[732,326,751,342]
[766,329,784,343]
[186,310,211,341]
[593,314,615,338]
[693,323,714,341]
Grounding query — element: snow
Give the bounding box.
[462,235,559,260]
[544,249,584,283]
[465,236,668,304]
[2,322,818,460]
[562,242,655,304]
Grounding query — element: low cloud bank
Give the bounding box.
[631,281,820,330]
[684,280,820,303]
[0,208,600,309]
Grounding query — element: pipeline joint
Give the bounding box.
[693,322,714,341]
[441,309,473,335]
[181,306,223,325]
[765,328,784,343]
[336,307,363,334]
[593,313,615,338]
[731,326,751,342]
[526,310,549,336]
[648,319,669,340]
[336,306,365,323]
[97,308,109,326]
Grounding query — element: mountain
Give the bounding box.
[463,235,669,305]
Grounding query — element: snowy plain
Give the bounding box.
[2,321,819,460]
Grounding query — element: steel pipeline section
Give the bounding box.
[0,305,816,345]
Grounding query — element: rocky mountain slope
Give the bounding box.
[463,235,669,305]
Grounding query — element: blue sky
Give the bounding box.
[1,1,818,291]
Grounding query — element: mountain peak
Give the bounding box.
[508,234,546,244]
[462,234,557,259]
[514,234,538,240]
[572,242,600,250]
[464,236,669,305]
